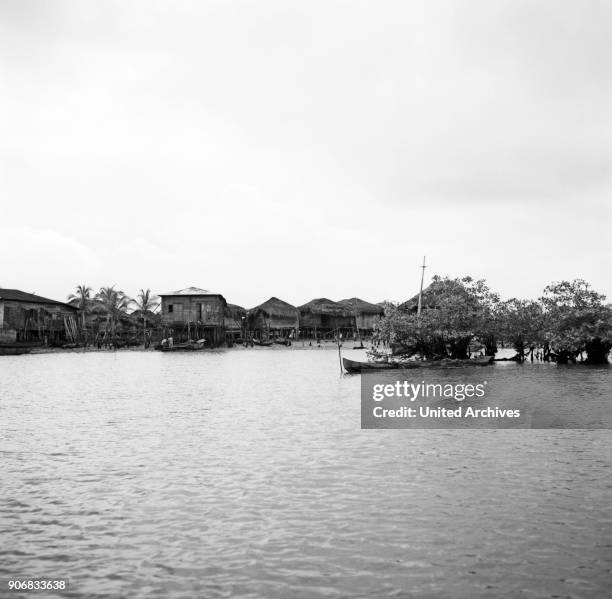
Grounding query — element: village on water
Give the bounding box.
[1,266,611,368]
[0,286,387,351]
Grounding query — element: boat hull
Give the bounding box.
[342,357,397,373]
[342,356,493,373]
[0,345,33,356]
[160,342,206,352]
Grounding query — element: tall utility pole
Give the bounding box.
[417,256,427,317]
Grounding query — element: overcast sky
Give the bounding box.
[1,0,610,308]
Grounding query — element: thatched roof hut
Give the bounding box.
[399,281,461,312]
[338,298,384,315]
[298,297,347,315]
[338,297,384,331]
[225,303,247,332]
[298,298,352,331]
[248,297,299,332]
[400,283,432,312]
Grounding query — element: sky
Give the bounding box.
[1,0,610,309]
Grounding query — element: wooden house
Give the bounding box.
[0,288,79,344]
[159,287,227,347]
[337,298,384,335]
[297,298,352,339]
[247,297,299,340]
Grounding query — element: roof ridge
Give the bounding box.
[0,288,72,307]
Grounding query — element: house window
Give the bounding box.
[168,304,174,313]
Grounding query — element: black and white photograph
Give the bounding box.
[1,1,611,597]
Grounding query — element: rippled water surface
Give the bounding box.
[1,348,611,598]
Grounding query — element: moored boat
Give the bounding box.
[253,339,274,347]
[342,355,493,373]
[160,340,206,352]
[0,344,33,356]
[342,357,397,373]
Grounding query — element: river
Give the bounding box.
[1,348,611,598]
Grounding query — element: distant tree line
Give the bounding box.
[375,277,612,365]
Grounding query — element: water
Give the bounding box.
[1,348,611,598]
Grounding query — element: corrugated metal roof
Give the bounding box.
[159,287,222,297]
[0,288,75,308]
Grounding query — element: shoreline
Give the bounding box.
[28,341,360,355]
[23,345,591,364]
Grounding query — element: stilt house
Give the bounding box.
[160,287,227,347]
[337,298,384,336]
[247,297,299,340]
[0,288,79,344]
[297,298,352,339]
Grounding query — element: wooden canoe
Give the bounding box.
[0,345,33,356]
[398,356,494,369]
[160,341,206,352]
[342,357,397,373]
[343,355,493,373]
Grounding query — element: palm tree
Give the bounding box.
[68,284,93,339]
[132,288,159,348]
[96,286,131,344]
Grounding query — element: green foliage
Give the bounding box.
[133,288,159,314]
[540,279,611,361]
[375,276,611,363]
[95,286,132,338]
[132,289,160,346]
[67,284,93,312]
[496,299,545,355]
[375,276,500,359]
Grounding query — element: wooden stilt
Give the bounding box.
[337,327,343,375]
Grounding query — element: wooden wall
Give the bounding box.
[248,311,299,332]
[161,295,226,327]
[298,312,353,330]
[161,294,227,346]
[355,312,382,331]
[0,301,77,342]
